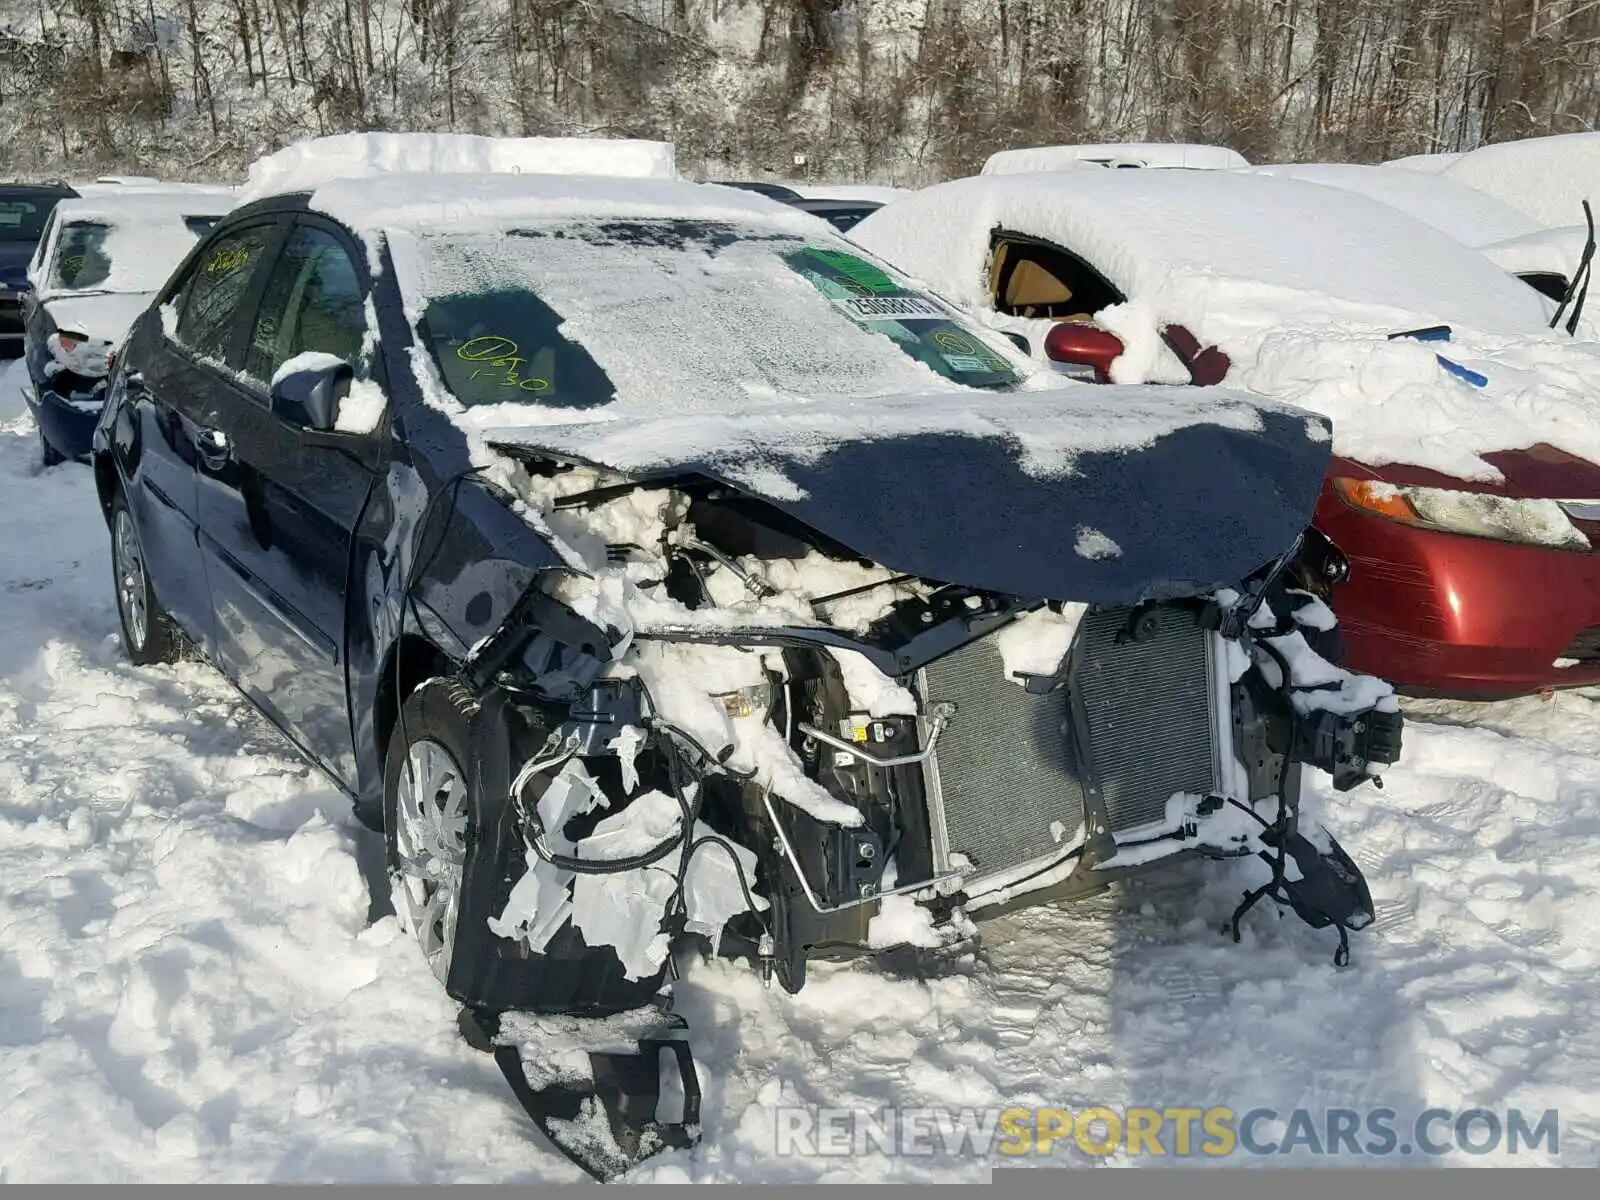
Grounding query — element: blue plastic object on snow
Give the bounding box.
[1433,354,1489,388]
[1386,324,1489,388]
[1387,324,1453,343]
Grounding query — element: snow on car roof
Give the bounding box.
[306,170,828,237]
[849,168,1600,482]
[1241,162,1543,247]
[1382,150,1463,174]
[242,132,678,202]
[849,168,1552,334]
[1426,133,1600,229]
[983,143,1249,174]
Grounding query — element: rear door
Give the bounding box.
[193,216,384,788]
[121,218,286,652]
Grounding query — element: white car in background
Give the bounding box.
[983,142,1250,174]
[21,189,237,464]
[1384,131,1600,230]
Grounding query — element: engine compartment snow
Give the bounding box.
[0,393,1595,1176]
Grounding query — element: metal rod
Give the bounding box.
[795,703,954,768]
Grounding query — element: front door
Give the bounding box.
[193,220,384,788]
[125,220,284,654]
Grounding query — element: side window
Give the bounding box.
[173,226,273,362]
[986,239,1124,320]
[244,224,368,387]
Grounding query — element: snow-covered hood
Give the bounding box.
[42,290,154,344]
[480,387,1334,605]
[850,170,1600,483]
[1240,163,1544,248]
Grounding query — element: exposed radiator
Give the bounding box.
[918,604,1220,881]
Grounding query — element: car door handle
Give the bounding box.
[197,427,232,469]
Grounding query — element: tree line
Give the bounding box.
[1,1,1597,182]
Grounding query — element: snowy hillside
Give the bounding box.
[6,1,1600,185]
[0,355,1594,1178]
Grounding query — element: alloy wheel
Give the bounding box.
[392,737,470,983]
[113,507,148,653]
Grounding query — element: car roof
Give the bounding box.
[242,171,832,239]
[711,180,805,201]
[0,182,77,196]
[53,192,236,224]
[787,197,883,212]
[848,167,1554,336]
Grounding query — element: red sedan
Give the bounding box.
[849,166,1600,699]
[1315,449,1600,698]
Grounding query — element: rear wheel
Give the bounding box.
[110,492,180,665]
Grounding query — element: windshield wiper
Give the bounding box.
[1550,199,1595,336]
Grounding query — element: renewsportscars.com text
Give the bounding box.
[772,1105,1560,1159]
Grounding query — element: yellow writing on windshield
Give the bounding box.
[205,245,252,276]
[456,335,551,392]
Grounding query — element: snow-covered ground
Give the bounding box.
[0,354,1595,1179]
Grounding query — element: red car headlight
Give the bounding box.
[1333,477,1592,551]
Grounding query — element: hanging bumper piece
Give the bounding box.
[457,1005,704,1182]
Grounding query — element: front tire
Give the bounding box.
[110,492,180,665]
[384,679,480,988]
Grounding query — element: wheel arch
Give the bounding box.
[92,448,119,521]
[371,631,460,807]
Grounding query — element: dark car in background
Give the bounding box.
[0,181,78,357]
[711,181,884,233]
[785,196,883,232]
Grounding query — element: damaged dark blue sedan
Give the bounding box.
[91,169,1402,1180]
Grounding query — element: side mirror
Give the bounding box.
[1160,323,1231,386]
[1043,322,1124,382]
[271,357,352,431]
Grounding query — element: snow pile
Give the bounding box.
[1241,162,1543,247]
[1424,132,1600,229]
[241,132,678,202]
[993,604,1085,681]
[1384,150,1463,174]
[850,169,1600,482]
[983,143,1249,174]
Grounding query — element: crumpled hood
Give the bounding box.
[480,387,1333,605]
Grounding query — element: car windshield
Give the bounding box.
[49,216,212,293]
[0,196,57,243]
[51,222,114,289]
[409,218,1026,418]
